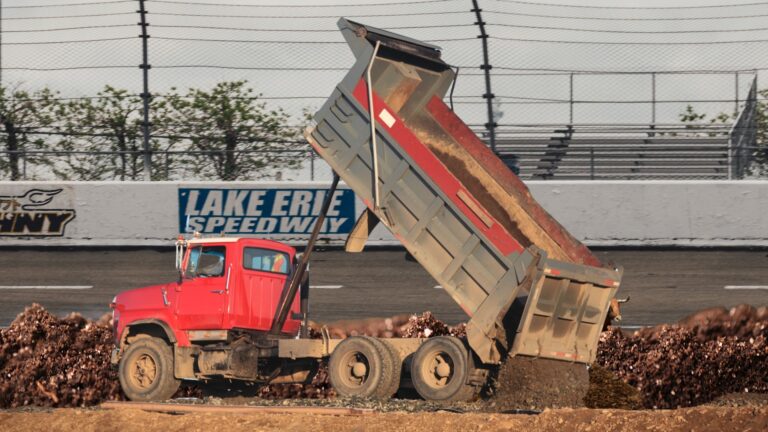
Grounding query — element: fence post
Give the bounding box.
[0,0,3,88]
[471,0,496,152]
[310,150,315,181]
[138,0,152,181]
[651,72,656,125]
[734,71,739,115]
[569,73,574,124]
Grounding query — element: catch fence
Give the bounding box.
[0,0,766,181]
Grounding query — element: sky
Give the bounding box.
[1,0,767,179]
[2,0,766,123]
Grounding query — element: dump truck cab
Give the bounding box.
[111,237,315,401]
[112,237,303,349]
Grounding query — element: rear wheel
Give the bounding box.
[118,335,180,401]
[411,336,477,401]
[369,338,402,398]
[328,336,395,399]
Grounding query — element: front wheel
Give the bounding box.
[118,335,180,401]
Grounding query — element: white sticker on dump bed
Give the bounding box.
[379,108,396,128]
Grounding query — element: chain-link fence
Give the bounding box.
[1,0,766,181]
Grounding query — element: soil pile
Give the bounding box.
[597,305,768,409]
[1,304,766,410]
[583,365,643,409]
[316,311,466,339]
[489,356,590,411]
[0,304,122,408]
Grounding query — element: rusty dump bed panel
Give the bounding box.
[305,19,621,365]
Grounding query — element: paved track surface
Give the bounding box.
[1,249,766,327]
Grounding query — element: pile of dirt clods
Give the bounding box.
[0,304,121,408]
[1,304,766,410]
[596,305,768,409]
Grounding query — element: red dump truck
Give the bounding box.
[110,19,622,402]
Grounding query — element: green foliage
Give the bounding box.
[754,89,768,170]
[0,81,308,181]
[158,81,304,181]
[678,90,768,176]
[0,85,60,180]
[54,86,144,180]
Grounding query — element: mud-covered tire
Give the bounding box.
[368,338,402,399]
[328,336,393,399]
[411,336,477,401]
[118,335,180,401]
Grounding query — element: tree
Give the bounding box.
[0,84,59,180]
[161,81,303,181]
[54,86,144,180]
[678,88,767,176]
[752,89,768,172]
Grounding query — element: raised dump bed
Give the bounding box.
[305,19,622,366]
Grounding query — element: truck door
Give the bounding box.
[175,245,230,329]
[240,247,298,332]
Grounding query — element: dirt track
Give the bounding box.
[1,405,767,432]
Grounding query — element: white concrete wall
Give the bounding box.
[527,181,768,247]
[0,181,766,247]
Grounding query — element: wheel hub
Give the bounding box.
[131,354,157,389]
[352,362,368,378]
[435,361,451,378]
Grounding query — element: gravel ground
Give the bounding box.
[1,405,767,432]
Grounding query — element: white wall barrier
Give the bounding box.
[0,181,765,247]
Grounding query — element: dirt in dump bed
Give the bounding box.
[487,356,590,411]
[407,116,602,268]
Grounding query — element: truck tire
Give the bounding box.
[328,336,394,399]
[366,337,402,398]
[118,335,180,401]
[410,336,477,401]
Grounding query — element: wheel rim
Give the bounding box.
[129,353,158,389]
[338,351,370,388]
[420,350,454,389]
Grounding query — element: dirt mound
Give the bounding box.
[488,356,589,411]
[315,311,466,339]
[2,304,766,410]
[0,304,122,408]
[596,305,768,409]
[583,365,643,409]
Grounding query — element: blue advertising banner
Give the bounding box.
[178,188,356,235]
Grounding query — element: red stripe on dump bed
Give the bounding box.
[351,80,523,256]
[425,95,605,269]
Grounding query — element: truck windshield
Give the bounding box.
[243,247,289,275]
[185,246,226,278]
